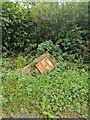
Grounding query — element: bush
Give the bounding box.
[37,40,62,58]
[2,2,89,62]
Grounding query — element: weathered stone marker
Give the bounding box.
[36,57,54,73]
[22,53,56,75]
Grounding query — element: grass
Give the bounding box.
[1,55,88,118]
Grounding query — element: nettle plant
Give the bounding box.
[37,40,62,58]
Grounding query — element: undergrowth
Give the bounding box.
[1,55,88,118]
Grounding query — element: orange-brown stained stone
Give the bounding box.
[36,57,54,73]
[22,53,56,75]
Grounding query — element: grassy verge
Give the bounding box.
[1,56,88,118]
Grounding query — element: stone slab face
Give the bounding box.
[36,57,54,73]
[22,53,56,75]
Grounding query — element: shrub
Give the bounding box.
[37,40,62,58]
[2,2,89,62]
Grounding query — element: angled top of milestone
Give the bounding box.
[22,53,56,74]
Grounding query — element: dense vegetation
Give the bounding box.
[2,2,89,62]
[1,1,89,118]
